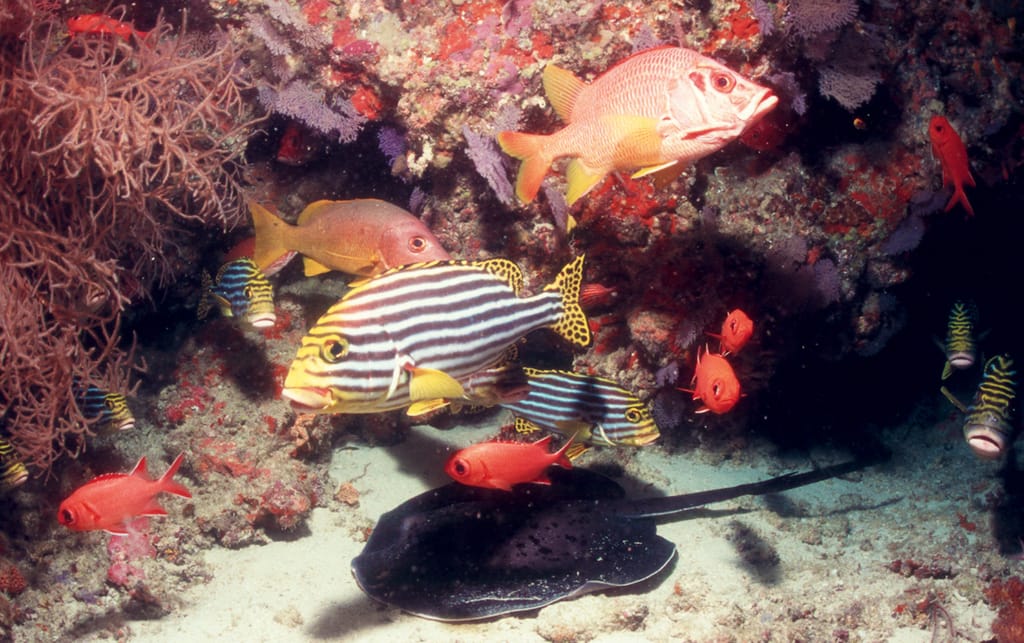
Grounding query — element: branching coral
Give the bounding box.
[0,6,258,474]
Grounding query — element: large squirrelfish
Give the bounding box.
[282,257,592,415]
[250,199,450,278]
[498,46,778,206]
[445,435,574,491]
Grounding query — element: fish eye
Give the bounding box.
[60,508,76,525]
[625,407,643,423]
[451,458,470,476]
[104,397,116,410]
[408,236,428,253]
[711,71,736,93]
[712,382,722,397]
[320,337,350,363]
[243,285,254,299]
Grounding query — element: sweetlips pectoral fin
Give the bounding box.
[408,367,465,402]
[407,399,451,417]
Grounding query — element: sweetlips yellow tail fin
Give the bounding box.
[544,254,591,347]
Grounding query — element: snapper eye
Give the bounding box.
[711,71,736,93]
[408,236,428,253]
[320,336,350,363]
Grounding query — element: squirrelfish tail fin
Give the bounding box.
[249,200,294,272]
[158,452,192,499]
[544,255,591,347]
[497,131,553,204]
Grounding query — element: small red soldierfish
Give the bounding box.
[678,347,741,414]
[707,309,754,354]
[445,435,574,491]
[498,46,778,206]
[928,115,976,217]
[57,453,191,535]
[67,14,149,41]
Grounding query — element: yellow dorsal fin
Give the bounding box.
[543,64,585,121]
[408,366,465,402]
[544,254,591,347]
[295,200,340,226]
[476,258,524,295]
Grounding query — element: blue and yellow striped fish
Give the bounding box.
[198,258,276,328]
[0,437,28,493]
[940,300,978,380]
[962,354,1016,460]
[75,383,135,433]
[502,368,660,448]
[283,256,591,414]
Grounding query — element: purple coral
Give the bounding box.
[787,0,858,37]
[463,126,515,206]
[259,81,367,143]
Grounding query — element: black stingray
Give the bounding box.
[351,457,874,621]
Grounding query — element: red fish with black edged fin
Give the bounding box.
[445,435,574,491]
[678,347,741,414]
[67,14,149,41]
[928,115,976,217]
[707,309,754,355]
[57,453,191,535]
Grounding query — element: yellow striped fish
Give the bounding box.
[503,368,660,448]
[940,300,978,380]
[963,354,1016,460]
[198,258,276,328]
[74,382,135,434]
[282,256,591,414]
[0,437,28,494]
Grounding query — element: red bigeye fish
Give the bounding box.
[57,453,191,535]
[707,309,754,355]
[678,347,741,414]
[497,46,777,206]
[928,115,976,217]
[67,14,149,41]
[445,435,574,491]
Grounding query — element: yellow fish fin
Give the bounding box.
[554,420,595,443]
[565,159,607,206]
[564,443,590,462]
[941,361,953,381]
[303,256,333,277]
[496,131,552,204]
[632,160,679,179]
[407,398,451,417]
[542,64,585,121]
[514,417,543,435]
[544,254,592,347]
[476,258,525,295]
[408,366,465,402]
[249,200,294,273]
[649,162,687,189]
[295,200,340,226]
[601,114,664,165]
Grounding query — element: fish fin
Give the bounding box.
[303,256,333,277]
[544,254,592,347]
[940,386,969,413]
[565,159,607,206]
[295,200,338,226]
[514,417,543,435]
[941,361,953,381]
[129,456,148,479]
[695,405,711,414]
[493,479,515,491]
[408,367,465,402]
[564,443,590,462]
[945,187,975,217]
[649,162,687,189]
[250,201,294,273]
[554,420,594,443]
[542,63,585,121]
[476,258,525,295]
[158,453,192,499]
[197,272,213,320]
[631,160,679,179]
[407,399,451,417]
[497,130,552,204]
[139,500,169,517]
[552,433,576,469]
[105,525,130,536]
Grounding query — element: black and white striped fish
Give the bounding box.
[503,368,660,448]
[963,354,1016,460]
[198,258,276,328]
[282,256,591,414]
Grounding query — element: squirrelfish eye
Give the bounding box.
[711,71,736,93]
[408,236,427,253]
[60,508,76,525]
[712,382,722,398]
[451,458,469,476]
[320,337,349,363]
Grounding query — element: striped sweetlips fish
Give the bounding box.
[962,354,1017,460]
[282,256,592,415]
[500,368,660,448]
[74,381,135,434]
[939,300,978,380]
[198,258,276,328]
